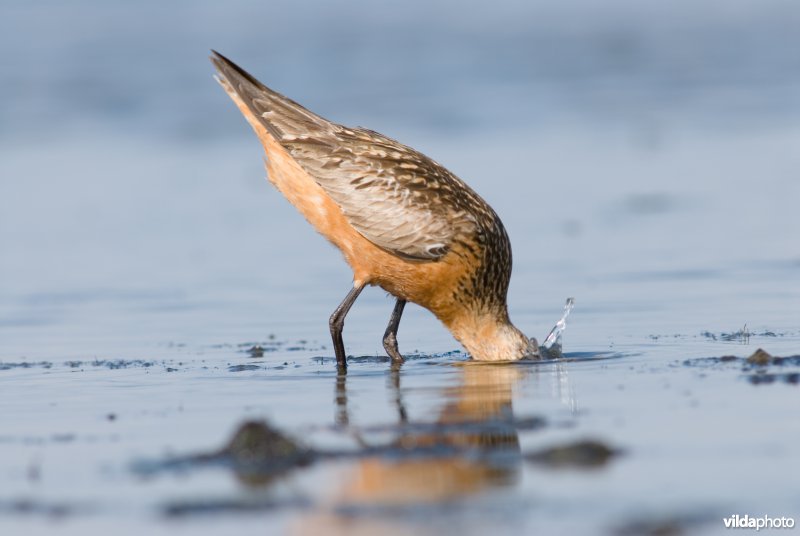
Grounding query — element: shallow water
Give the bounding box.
[2,1,800,534]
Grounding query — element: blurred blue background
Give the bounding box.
[1,0,798,357]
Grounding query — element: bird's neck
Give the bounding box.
[445,309,535,361]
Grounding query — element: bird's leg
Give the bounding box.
[382,298,406,363]
[330,283,365,370]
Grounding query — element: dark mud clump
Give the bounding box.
[80,359,155,369]
[746,348,773,366]
[247,345,265,358]
[748,372,800,385]
[0,359,171,372]
[203,420,315,486]
[228,364,263,372]
[683,349,800,385]
[163,496,310,518]
[525,439,621,469]
[133,420,314,487]
[222,421,313,473]
[0,361,53,370]
[230,338,323,354]
[741,348,800,368]
[698,328,789,342]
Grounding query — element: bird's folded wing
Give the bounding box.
[211,51,477,261]
[284,128,478,260]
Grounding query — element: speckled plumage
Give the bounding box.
[210,51,538,365]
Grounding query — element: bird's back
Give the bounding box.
[211,52,514,326]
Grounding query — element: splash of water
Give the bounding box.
[540,297,575,360]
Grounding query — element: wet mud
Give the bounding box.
[683,348,800,385]
[525,439,621,469]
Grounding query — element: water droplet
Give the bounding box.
[541,297,575,359]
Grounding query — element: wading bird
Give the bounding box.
[211,51,539,370]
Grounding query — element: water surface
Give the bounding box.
[1,1,799,534]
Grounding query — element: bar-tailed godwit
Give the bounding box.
[211,51,540,369]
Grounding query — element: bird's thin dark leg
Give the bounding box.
[382,298,406,363]
[330,283,365,370]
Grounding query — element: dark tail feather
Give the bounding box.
[209,50,335,141]
[210,50,265,92]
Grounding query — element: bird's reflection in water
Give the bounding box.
[140,359,581,523]
[344,364,524,503]
[293,363,532,534]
